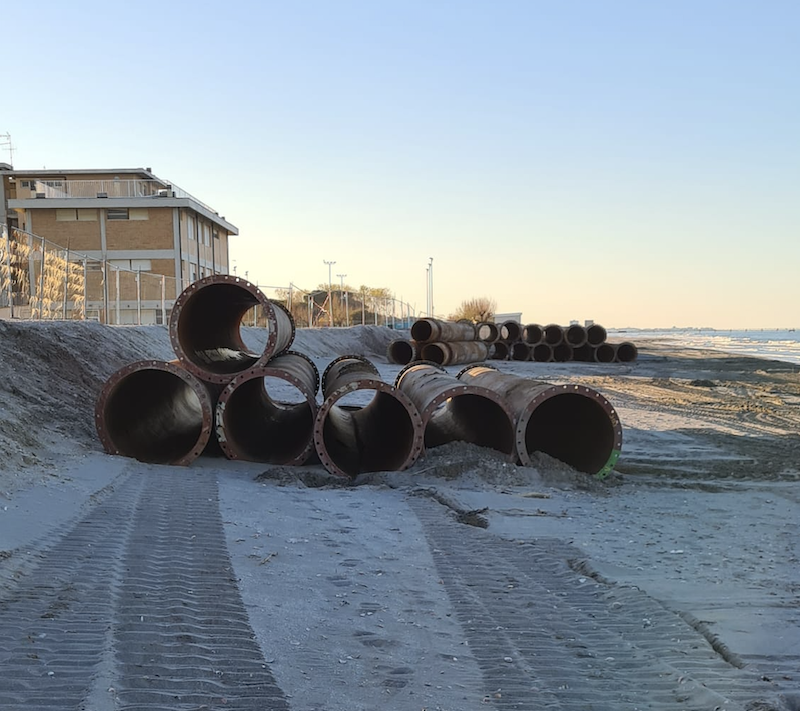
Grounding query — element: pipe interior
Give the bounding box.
[421,343,448,365]
[477,323,498,342]
[511,343,530,361]
[533,344,552,362]
[104,370,205,464]
[425,394,514,456]
[177,283,262,374]
[321,391,416,475]
[595,344,616,363]
[544,326,563,345]
[410,320,434,342]
[524,393,615,474]
[553,343,573,362]
[616,343,637,362]
[523,325,543,344]
[587,325,607,346]
[388,340,415,365]
[223,377,313,463]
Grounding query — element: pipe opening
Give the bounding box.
[103,370,206,464]
[511,342,531,361]
[410,320,434,342]
[553,343,573,362]
[221,376,314,463]
[176,283,262,374]
[544,325,563,345]
[477,322,499,342]
[320,390,417,476]
[564,325,587,346]
[587,324,607,346]
[594,343,616,363]
[523,324,544,344]
[421,343,449,365]
[425,394,515,456]
[501,321,521,342]
[616,342,638,362]
[524,393,616,474]
[388,340,416,365]
[532,343,553,362]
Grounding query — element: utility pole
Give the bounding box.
[337,273,348,327]
[428,257,434,319]
[323,259,336,327]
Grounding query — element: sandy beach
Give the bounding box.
[0,321,798,710]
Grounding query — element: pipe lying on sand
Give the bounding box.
[500,320,522,343]
[420,340,490,366]
[614,341,638,363]
[387,339,419,365]
[169,274,295,384]
[587,323,607,346]
[411,318,476,344]
[95,360,215,466]
[489,341,510,360]
[511,342,531,361]
[395,363,516,459]
[562,324,588,348]
[594,343,616,363]
[552,343,574,363]
[532,343,553,362]
[215,351,319,465]
[314,355,424,478]
[476,321,499,343]
[544,324,564,346]
[457,365,623,478]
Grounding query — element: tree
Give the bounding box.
[449,296,496,323]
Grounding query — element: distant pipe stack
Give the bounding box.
[457,365,623,479]
[314,355,424,478]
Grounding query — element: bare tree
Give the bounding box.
[449,296,496,322]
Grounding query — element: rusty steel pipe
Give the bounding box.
[587,323,607,346]
[614,341,638,363]
[95,360,215,466]
[511,342,531,361]
[169,274,295,384]
[543,324,564,346]
[421,341,490,366]
[523,324,544,345]
[489,341,510,360]
[563,324,588,347]
[215,351,319,465]
[532,343,553,362]
[594,343,616,363]
[314,356,424,478]
[572,344,593,362]
[457,365,623,478]
[387,339,419,365]
[553,343,574,362]
[500,320,522,343]
[476,321,500,343]
[395,363,516,459]
[411,318,476,343]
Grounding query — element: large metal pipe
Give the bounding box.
[523,323,544,345]
[169,274,295,384]
[594,343,616,363]
[314,356,424,478]
[562,324,588,347]
[543,324,564,346]
[500,320,522,343]
[587,323,607,346]
[411,318,476,343]
[614,341,638,363]
[395,363,516,459]
[387,339,419,365]
[476,321,499,343]
[552,343,574,362]
[421,340,490,366]
[511,342,531,361]
[457,365,623,478]
[489,341,510,360]
[215,351,319,465]
[95,360,215,466]
[532,343,553,362]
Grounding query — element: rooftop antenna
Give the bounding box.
[0,133,14,167]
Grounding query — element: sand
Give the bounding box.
[0,321,799,709]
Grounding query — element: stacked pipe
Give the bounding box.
[388,317,503,366]
[96,281,625,479]
[495,320,638,364]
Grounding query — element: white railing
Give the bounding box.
[31,179,218,214]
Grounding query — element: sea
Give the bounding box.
[607,328,800,366]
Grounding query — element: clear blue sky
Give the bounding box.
[4,1,798,328]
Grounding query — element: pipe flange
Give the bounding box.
[394,360,447,389]
[321,354,378,395]
[95,359,213,466]
[455,362,498,380]
[313,379,425,478]
[515,383,623,478]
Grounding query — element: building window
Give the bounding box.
[107,208,129,220]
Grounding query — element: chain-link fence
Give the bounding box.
[1,226,417,328]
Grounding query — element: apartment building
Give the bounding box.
[0,165,237,323]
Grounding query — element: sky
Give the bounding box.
[3,1,799,328]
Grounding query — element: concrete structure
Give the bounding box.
[0,165,237,323]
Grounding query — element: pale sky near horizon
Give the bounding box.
[3,1,798,328]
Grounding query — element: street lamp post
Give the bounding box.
[337,273,349,327]
[428,257,434,319]
[323,259,336,327]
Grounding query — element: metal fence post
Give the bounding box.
[161,275,166,326]
[102,258,109,324]
[2,225,13,318]
[136,268,142,325]
[62,248,69,320]
[39,239,46,320]
[115,267,120,325]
